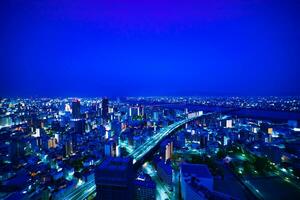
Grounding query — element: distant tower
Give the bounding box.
[95,157,134,200]
[153,112,159,121]
[129,105,144,118]
[101,98,109,121]
[138,106,144,117]
[72,99,81,119]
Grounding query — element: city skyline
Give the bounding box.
[1,96,300,200]
[1,0,300,97]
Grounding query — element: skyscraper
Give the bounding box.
[95,157,134,200]
[160,139,173,162]
[101,97,109,121]
[129,105,144,118]
[104,139,118,157]
[71,99,81,119]
[74,119,85,134]
[64,138,73,157]
[10,136,26,165]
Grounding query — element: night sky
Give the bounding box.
[1,0,300,97]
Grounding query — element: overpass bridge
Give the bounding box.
[129,114,211,167]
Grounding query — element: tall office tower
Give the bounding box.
[160,139,173,161]
[199,132,208,148]
[101,98,109,121]
[47,137,57,149]
[138,106,144,117]
[10,136,26,165]
[104,140,118,157]
[129,105,144,118]
[185,108,188,114]
[165,141,173,161]
[177,131,186,148]
[153,111,159,121]
[72,99,81,119]
[74,119,85,134]
[129,107,137,117]
[95,157,134,200]
[226,119,233,128]
[64,138,73,157]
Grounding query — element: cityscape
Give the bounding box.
[1,97,300,200]
[1,1,300,200]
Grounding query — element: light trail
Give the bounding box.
[143,162,171,200]
[129,115,205,163]
[58,177,95,200]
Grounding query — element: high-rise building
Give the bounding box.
[153,112,159,121]
[226,120,233,128]
[95,157,134,200]
[177,131,186,148]
[101,98,109,121]
[64,138,73,157]
[160,139,173,161]
[129,105,144,118]
[65,103,72,113]
[104,140,118,157]
[48,137,57,148]
[199,132,208,148]
[10,136,26,165]
[74,119,85,134]
[165,141,173,161]
[138,106,144,117]
[129,107,137,117]
[72,99,81,119]
[223,136,230,146]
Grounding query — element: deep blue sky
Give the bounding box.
[1,0,300,97]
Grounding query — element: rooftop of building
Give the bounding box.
[95,157,134,186]
[181,163,213,179]
[185,177,234,200]
[134,174,156,189]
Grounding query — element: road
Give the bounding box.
[143,162,171,200]
[55,177,95,200]
[129,115,205,163]
[172,169,180,200]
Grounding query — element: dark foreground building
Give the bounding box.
[134,173,156,200]
[95,157,134,200]
[71,99,81,119]
[101,97,109,121]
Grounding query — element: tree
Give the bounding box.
[254,156,268,174]
[217,149,226,159]
[243,160,252,175]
